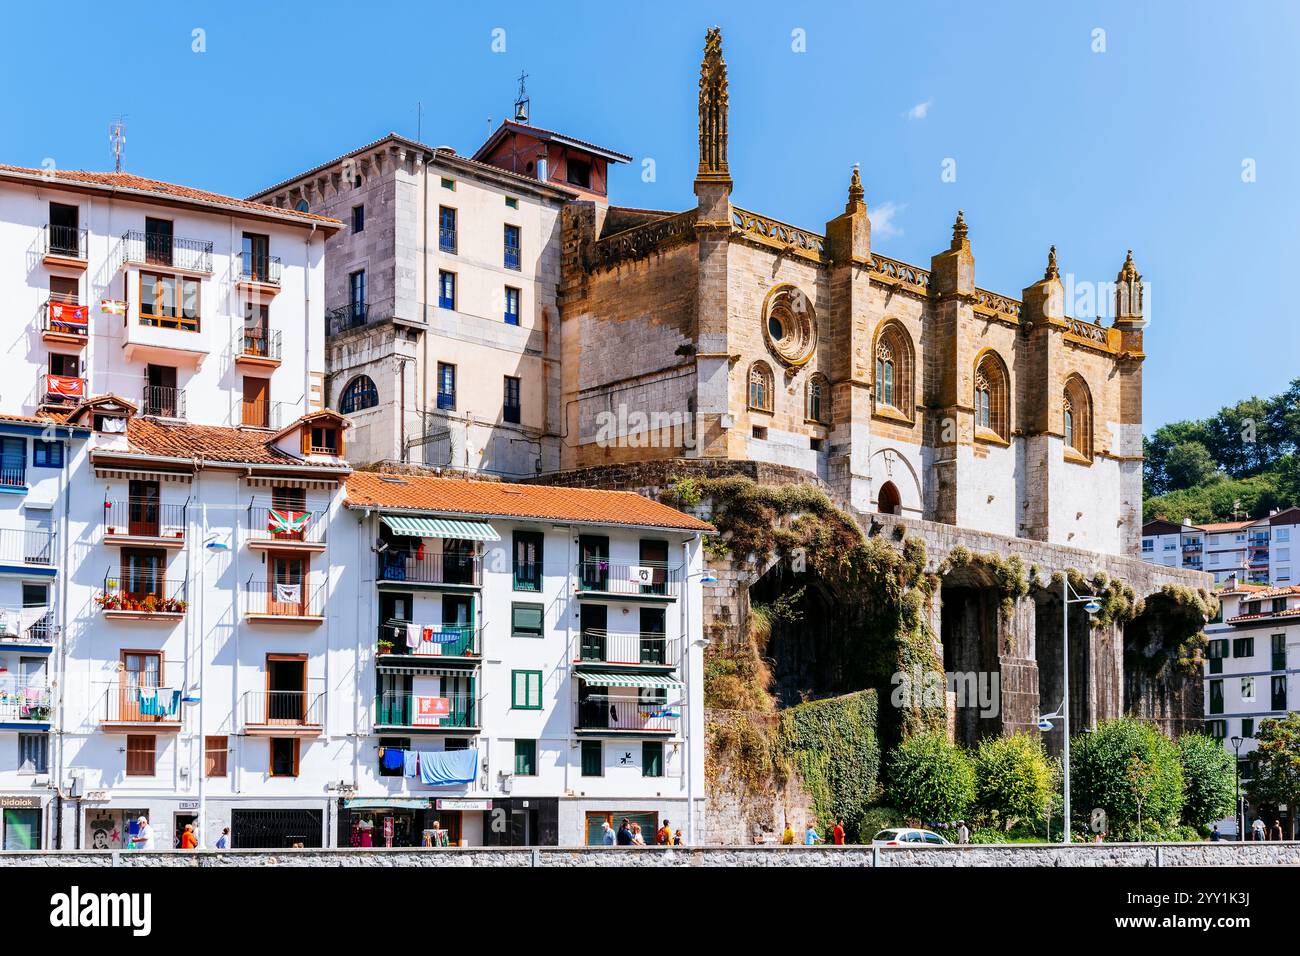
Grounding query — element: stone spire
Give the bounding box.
[1115,249,1145,327]
[951,209,968,249]
[847,164,865,209]
[1044,245,1060,281]
[696,27,730,184]
[1117,248,1140,284]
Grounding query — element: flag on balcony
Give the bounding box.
[267,509,311,533]
[100,299,127,316]
[49,301,88,327]
[46,374,85,399]
[274,583,302,604]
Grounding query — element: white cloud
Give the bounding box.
[906,99,933,120]
[868,201,905,240]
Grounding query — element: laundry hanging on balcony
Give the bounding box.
[379,515,500,542]
[274,583,302,604]
[267,509,312,534]
[136,687,180,717]
[46,374,84,399]
[416,747,479,786]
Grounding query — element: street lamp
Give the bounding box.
[1230,735,1244,841]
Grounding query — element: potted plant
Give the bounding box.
[377,639,394,656]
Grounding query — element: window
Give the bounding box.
[351,205,364,233]
[1241,677,1256,703]
[126,735,156,776]
[121,549,165,599]
[0,437,24,488]
[438,270,456,310]
[437,363,456,410]
[349,270,367,321]
[242,376,270,428]
[1142,539,1154,552]
[1272,634,1286,671]
[205,736,227,777]
[1233,637,1255,659]
[514,739,537,776]
[303,424,341,456]
[48,201,80,256]
[1205,720,1227,741]
[513,532,543,591]
[643,741,664,778]
[1208,679,1223,715]
[511,669,542,709]
[581,740,602,777]
[270,738,300,777]
[32,440,63,469]
[505,196,519,209]
[295,199,310,212]
[504,286,520,325]
[18,733,47,774]
[503,376,521,425]
[748,361,774,413]
[139,273,201,331]
[873,322,913,416]
[1241,718,1255,739]
[379,737,410,778]
[1063,375,1093,460]
[806,373,831,424]
[144,217,173,265]
[440,177,455,190]
[1207,638,1228,674]
[504,224,521,271]
[439,206,456,253]
[566,158,591,188]
[974,352,1010,441]
[511,602,544,638]
[752,425,768,441]
[241,232,270,282]
[340,375,379,414]
[1271,675,1287,711]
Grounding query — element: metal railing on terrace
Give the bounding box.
[235,252,282,286]
[95,569,188,616]
[42,223,87,260]
[241,579,326,618]
[575,560,678,598]
[236,327,282,361]
[0,677,50,723]
[121,230,213,273]
[378,621,479,658]
[0,609,57,646]
[575,629,676,667]
[244,503,328,547]
[0,528,56,566]
[141,385,186,419]
[377,550,481,587]
[102,499,187,542]
[575,696,677,733]
[40,294,89,339]
[101,678,182,724]
[327,302,369,336]
[375,691,477,729]
[241,689,325,728]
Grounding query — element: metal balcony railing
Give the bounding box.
[241,689,325,728]
[142,385,186,419]
[240,399,283,430]
[43,223,87,260]
[244,504,328,547]
[122,230,214,273]
[375,691,477,729]
[236,327,282,361]
[102,499,187,542]
[0,609,57,646]
[378,621,479,658]
[328,302,369,336]
[0,528,56,566]
[439,226,457,253]
[0,678,51,723]
[95,569,188,616]
[241,579,326,618]
[40,294,89,339]
[575,696,677,733]
[576,629,676,667]
[235,252,282,286]
[575,560,678,598]
[504,242,521,271]
[377,549,481,586]
[40,373,86,407]
[101,679,181,724]
[0,466,26,490]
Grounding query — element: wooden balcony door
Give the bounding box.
[270,487,306,542]
[243,376,269,428]
[122,548,165,601]
[266,655,306,725]
[267,552,307,616]
[128,479,161,537]
[121,651,161,722]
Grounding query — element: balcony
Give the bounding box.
[40,295,89,346]
[574,561,678,601]
[39,373,87,411]
[141,385,186,420]
[244,504,327,552]
[121,230,213,274]
[241,579,326,624]
[377,550,481,589]
[328,302,369,337]
[504,242,521,272]
[374,691,478,732]
[95,571,188,621]
[100,681,182,732]
[240,689,325,736]
[377,622,480,663]
[0,678,50,725]
[574,696,678,735]
[102,499,187,548]
[0,611,57,649]
[123,312,207,368]
[574,629,677,669]
[234,252,282,292]
[42,224,88,268]
[234,328,282,371]
[0,528,56,569]
[439,227,457,254]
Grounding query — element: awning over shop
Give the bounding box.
[576,672,684,689]
[343,798,432,810]
[380,515,500,542]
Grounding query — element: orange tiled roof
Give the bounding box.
[1197,520,1255,532]
[0,410,80,428]
[345,473,714,533]
[0,164,340,227]
[116,418,347,469]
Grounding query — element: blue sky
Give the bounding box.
[3,0,1296,431]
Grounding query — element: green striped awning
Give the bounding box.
[577,672,683,689]
[381,515,500,541]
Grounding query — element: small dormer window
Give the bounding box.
[95,414,127,434]
[566,158,591,189]
[303,424,341,456]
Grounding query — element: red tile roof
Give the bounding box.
[345,473,714,533]
[0,164,340,227]
[1197,520,1255,532]
[106,418,347,471]
[472,120,632,164]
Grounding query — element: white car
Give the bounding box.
[871,828,950,846]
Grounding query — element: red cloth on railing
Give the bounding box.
[46,374,84,398]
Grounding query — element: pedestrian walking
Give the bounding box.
[180,823,198,849]
[1271,819,1284,841]
[601,820,616,845]
[831,820,846,845]
[781,823,795,845]
[1210,824,1221,842]
[803,823,823,846]
[631,823,647,845]
[1252,817,1266,841]
[957,821,971,845]
[136,816,155,850]
[673,828,685,846]
[215,827,230,849]
[656,819,672,845]
[616,818,634,845]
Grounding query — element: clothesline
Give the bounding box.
[377,746,478,786]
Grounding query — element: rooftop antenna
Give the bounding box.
[109,116,126,172]
[514,69,530,124]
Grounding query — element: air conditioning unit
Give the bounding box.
[67,771,84,797]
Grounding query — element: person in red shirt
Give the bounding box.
[180,824,199,849]
[831,820,846,845]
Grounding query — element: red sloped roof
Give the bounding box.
[345,472,713,533]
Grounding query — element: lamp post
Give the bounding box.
[1230,735,1244,840]
[680,562,719,846]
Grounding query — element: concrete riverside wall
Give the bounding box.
[3,843,1300,867]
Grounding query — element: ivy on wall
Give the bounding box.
[778,690,880,840]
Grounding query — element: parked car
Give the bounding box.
[872,828,950,846]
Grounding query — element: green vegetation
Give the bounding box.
[1070,718,1185,840]
[779,691,880,842]
[1177,733,1236,833]
[973,732,1054,830]
[1247,712,1300,839]
[886,731,976,822]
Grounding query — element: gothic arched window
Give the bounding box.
[873,321,914,419]
[806,373,831,424]
[340,375,379,414]
[974,352,1010,441]
[1063,374,1093,460]
[748,361,774,413]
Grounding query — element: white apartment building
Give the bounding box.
[1203,582,1300,835]
[250,126,629,478]
[1142,507,1300,586]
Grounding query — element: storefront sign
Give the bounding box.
[436,799,492,811]
[0,796,42,809]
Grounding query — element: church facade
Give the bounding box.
[560,28,1146,557]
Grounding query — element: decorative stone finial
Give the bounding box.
[1117,248,1140,283]
[1045,245,1060,281]
[848,164,864,205]
[951,209,968,248]
[696,27,730,182]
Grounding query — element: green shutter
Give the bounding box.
[642,741,663,778]
[511,669,542,709]
[512,602,543,637]
[581,740,602,777]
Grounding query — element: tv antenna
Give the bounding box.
[109,116,127,172]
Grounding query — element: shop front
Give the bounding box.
[337,797,493,847]
[0,795,46,850]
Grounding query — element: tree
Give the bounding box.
[1178,733,1236,832]
[1071,718,1184,839]
[973,732,1053,830]
[1164,441,1221,491]
[887,731,975,823]
[1247,713,1300,839]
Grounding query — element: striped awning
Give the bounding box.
[94,466,193,483]
[576,672,683,689]
[380,515,500,541]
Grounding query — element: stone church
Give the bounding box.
[561,27,1147,557]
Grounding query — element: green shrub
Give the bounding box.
[855,805,902,842]
[974,732,1054,829]
[887,731,975,823]
[779,690,879,841]
[1070,718,1184,839]
[1177,733,1235,833]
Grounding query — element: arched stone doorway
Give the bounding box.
[877,481,901,515]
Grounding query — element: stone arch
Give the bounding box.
[973,349,1011,441]
[869,447,922,517]
[872,320,915,419]
[1063,373,1093,460]
[877,481,901,515]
